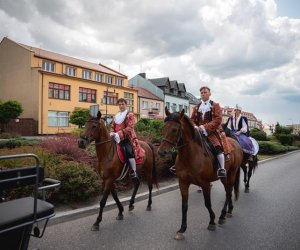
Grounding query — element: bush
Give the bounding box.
[0,132,21,139]
[40,135,92,163]
[250,128,268,141]
[275,134,294,145]
[70,128,84,138]
[46,161,101,203]
[0,146,101,203]
[258,141,297,155]
[0,139,22,149]
[135,119,163,143]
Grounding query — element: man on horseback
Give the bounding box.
[226,105,256,161]
[191,86,229,178]
[109,98,144,179]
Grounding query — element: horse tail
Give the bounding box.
[147,142,159,189]
[234,165,240,201]
[252,155,258,173]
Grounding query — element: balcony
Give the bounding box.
[148,107,159,115]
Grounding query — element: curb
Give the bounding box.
[49,183,179,226]
[49,150,300,225]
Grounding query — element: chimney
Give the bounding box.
[138,73,146,78]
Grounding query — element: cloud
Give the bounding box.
[0,0,299,124]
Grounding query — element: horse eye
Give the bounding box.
[172,128,177,134]
[92,125,97,129]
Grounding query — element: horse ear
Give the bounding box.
[97,111,102,120]
[179,109,185,119]
[165,106,171,116]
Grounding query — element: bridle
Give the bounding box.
[80,119,112,146]
[162,120,192,152]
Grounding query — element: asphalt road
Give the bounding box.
[30,152,300,250]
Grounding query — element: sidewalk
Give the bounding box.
[49,150,299,225]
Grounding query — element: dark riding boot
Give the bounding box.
[128,158,138,179]
[217,154,227,178]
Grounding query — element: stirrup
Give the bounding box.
[130,170,138,179]
[217,169,227,178]
[169,165,176,174]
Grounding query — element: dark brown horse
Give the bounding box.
[241,153,258,192]
[158,109,243,240]
[78,111,158,231]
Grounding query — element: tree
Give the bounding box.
[0,100,23,124]
[70,109,89,128]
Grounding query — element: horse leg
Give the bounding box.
[129,178,140,211]
[202,184,216,231]
[226,187,234,217]
[174,180,190,240]
[92,179,114,231]
[245,163,253,193]
[111,188,124,220]
[241,164,247,187]
[146,180,153,211]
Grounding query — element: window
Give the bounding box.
[103,91,118,105]
[184,105,188,113]
[106,75,113,84]
[79,87,96,103]
[82,70,92,80]
[164,88,169,94]
[172,103,177,112]
[48,111,69,127]
[166,102,170,110]
[95,73,102,82]
[66,66,76,76]
[142,101,148,109]
[124,92,134,111]
[42,61,55,72]
[156,103,160,111]
[179,104,183,111]
[173,89,178,95]
[48,83,70,100]
[115,78,123,86]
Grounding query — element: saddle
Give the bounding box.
[116,144,143,165]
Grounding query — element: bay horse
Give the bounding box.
[158,108,243,240]
[78,111,158,231]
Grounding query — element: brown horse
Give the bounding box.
[78,111,158,231]
[158,108,243,240]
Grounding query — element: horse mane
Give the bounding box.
[164,112,199,142]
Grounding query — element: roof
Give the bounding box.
[170,80,179,89]
[10,38,127,78]
[178,83,186,92]
[135,87,163,101]
[149,77,170,87]
[186,92,200,105]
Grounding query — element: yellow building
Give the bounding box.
[0,37,137,135]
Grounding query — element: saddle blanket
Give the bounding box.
[116,144,143,164]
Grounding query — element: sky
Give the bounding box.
[0,0,299,126]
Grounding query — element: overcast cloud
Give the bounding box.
[0,0,299,125]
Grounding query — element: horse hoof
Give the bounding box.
[174,232,185,240]
[218,218,226,225]
[226,213,232,218]
[129,205,134,211]
[245,188,249,193]
[146,206,151,211]
[116,215,124,220]
[91,225,99,231]
[207,224,216,231]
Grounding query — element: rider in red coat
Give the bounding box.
[110,98,145,179]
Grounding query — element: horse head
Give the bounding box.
[158,107,195,157]
[78,111,106,149]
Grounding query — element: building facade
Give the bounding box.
[135,87,164,119]
[0,37,137,135]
